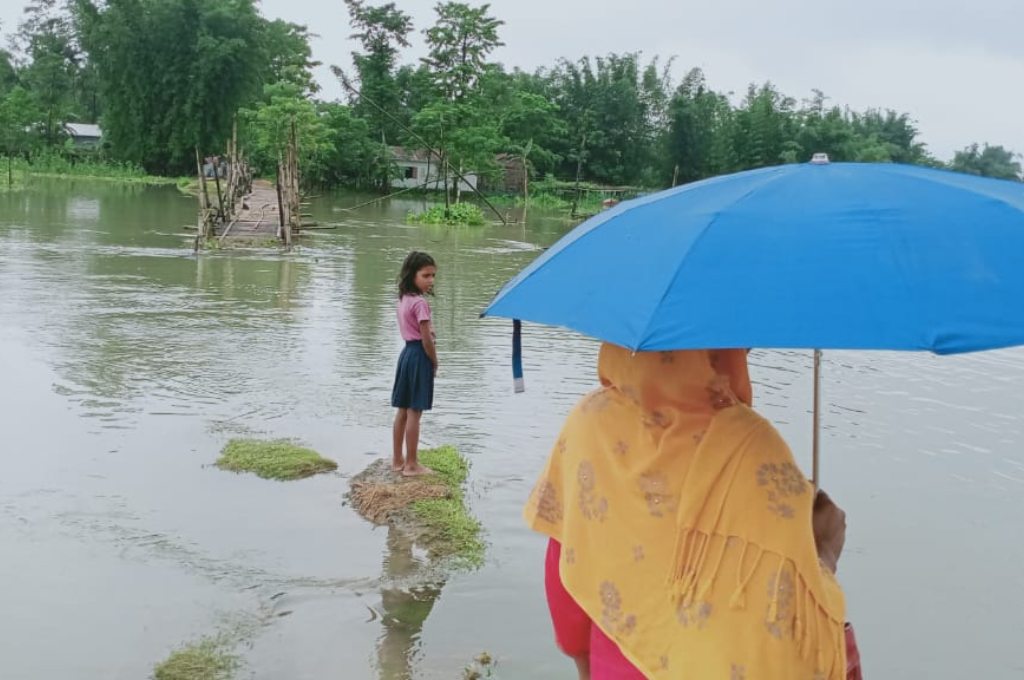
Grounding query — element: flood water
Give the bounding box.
[1,180,1022,679]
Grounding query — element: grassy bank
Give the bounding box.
[1,155,182,186]
[348,446,485,568]
[412,446,485,567]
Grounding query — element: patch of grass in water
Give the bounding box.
[153,637,238,680]
[216,438,337,481]
[413,446,484,567]
[407,203,487,226]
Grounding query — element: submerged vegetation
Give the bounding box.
[216,439,337,481]
[153,637,239,680]
[407,203,487,226]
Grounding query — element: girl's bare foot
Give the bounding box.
[402,463,434,477]
[392,460,405,473]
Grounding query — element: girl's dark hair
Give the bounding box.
[398,251,436,297]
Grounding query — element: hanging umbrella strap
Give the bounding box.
[513,319,525,393]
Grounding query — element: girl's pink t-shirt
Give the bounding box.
[397,294,432,341]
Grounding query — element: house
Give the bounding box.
[488,153,527,192]
[63,123,102,150]
[389,146,478,192]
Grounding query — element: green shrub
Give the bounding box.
[407,202,487,226]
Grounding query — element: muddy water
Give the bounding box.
[1,180,1022,679]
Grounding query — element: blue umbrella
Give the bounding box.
[483,159,1024,481]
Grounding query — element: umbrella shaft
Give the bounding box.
[812,349,822,488]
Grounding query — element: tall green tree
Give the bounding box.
[483,67,564,175]
[239,81,331,180]
[850,110,929,165]
[665,68,731,184]
[16,0,83,145]
[0,86,42,183]
[0,47,18,94]
[313,101,378,187]
[75,0,272,174]
[951,143,1022,180]
[343,0,413,162]
[733,83,798,169]
[546,53,669,185]
[417,2,505,200]
[423,2,503,102]
[261,20,320,94]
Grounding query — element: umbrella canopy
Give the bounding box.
[483,161,1024,355]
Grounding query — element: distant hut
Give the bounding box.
[388,146,479,192]
[62,123,102,151]
[487,153,527,193]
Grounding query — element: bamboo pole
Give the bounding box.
[195,148,212,240]
[211,159,225,222]
[276,156,285,235]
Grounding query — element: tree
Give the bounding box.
[545,53,669,185]
[0,48,18,94]
[419,2,504,201]
[16,0,81,146]
[483,67,564,175]
[75,0,275,174]
[733,83,797,169]
[423,2,503,102]
[261,20,320,94]
[343,0,413,178]
[666,68,730,184]
[850,110,929,165]
[239,81,332,180]
[0,86,42,183]
[313,102,378,187]
[950,143,1022,181]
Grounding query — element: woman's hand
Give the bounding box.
[812,490,846,573]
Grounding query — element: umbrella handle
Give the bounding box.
[812,349,822,489]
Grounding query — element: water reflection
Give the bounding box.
[374,526,445,680]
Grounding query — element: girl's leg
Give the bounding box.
[392,408,408,471]
[402,410,431,476]
[544,539,592,680]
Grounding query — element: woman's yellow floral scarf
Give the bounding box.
[526,344,846,679]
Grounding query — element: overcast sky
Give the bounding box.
[4,0,1021,160]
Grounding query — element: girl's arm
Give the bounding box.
[420,320,438,373]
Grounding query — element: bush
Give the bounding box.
[407,202,487,226]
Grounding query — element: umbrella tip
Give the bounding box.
[810,153,831,165]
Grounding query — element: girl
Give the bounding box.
[391,251,438,477]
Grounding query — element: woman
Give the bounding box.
[526,345,857,679]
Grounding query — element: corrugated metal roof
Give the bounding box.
[64,123,102,138]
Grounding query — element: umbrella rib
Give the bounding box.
[484,167,793,315]
[633,170,793,351]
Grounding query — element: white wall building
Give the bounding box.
[63,123,102,149]
[389,147,478,192]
